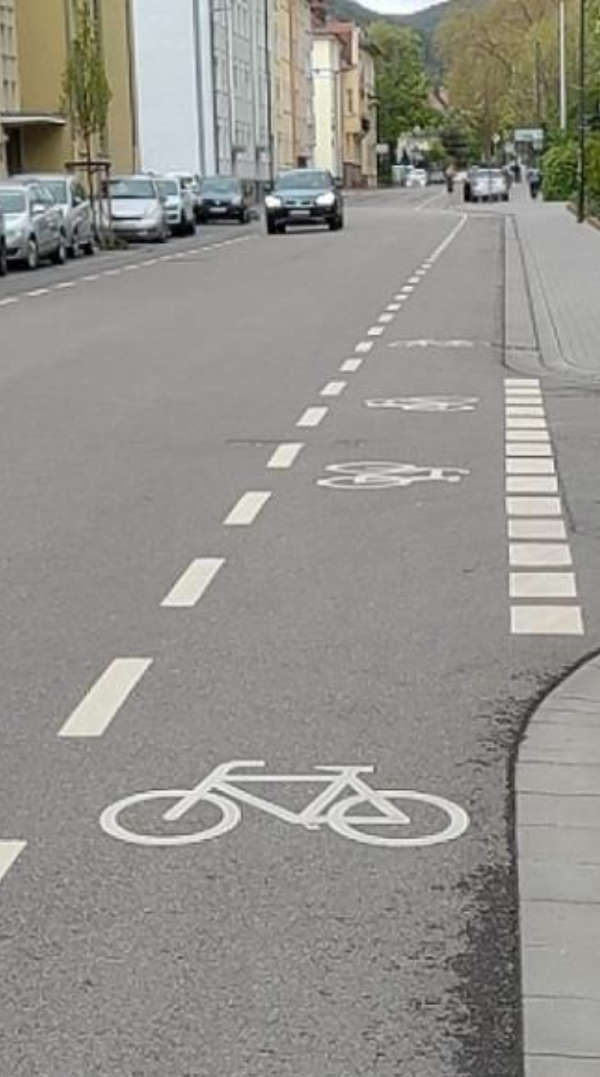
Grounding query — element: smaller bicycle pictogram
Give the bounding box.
[317,461,470,489]
[364,396,479,412]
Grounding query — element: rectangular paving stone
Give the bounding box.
[518,792,600,826]
[526,1054,600,1076]
[518,762,600,795]
[523,945,600,1001]
[520,725,600,764]
[524,997,600,1056]
[519,825,600,864]
[520,859,600,902]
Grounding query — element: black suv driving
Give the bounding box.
[265,170,344,234]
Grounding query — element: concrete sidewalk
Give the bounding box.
[510,185,600,380]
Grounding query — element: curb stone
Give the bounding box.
[517,651,600,1076]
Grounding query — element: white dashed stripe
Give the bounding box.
[296,406,328,427]
[320,380,347,397]
[59,658,153,737]
[0,841,26,886]
[223,491,272,526]
[340,358,362,372]
[267,443,304,468]
[161,558,225,607]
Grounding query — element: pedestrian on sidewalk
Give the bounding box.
[528,166,541,199]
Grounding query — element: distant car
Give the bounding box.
[0,207,6,276]
[0,181,67,269]
[470,168,509,202]
[463,166,480,202]
[428,168,446,184]
[406,168,428,188]
[105,175,169,243]
[15,172,94,257]
[169,172,202,221]
[155,176,196,236]
[265,169,344,234]
[198,177,250,223]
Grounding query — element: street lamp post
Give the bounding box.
[559,0,567,130]
[577,0,586,222]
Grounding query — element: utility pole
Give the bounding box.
[559,0,567,130]
[577,0,586,221]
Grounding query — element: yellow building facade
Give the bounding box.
[272,0,313,172]
[0,0,21,175]
[11,0,136,175]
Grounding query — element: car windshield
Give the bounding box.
[202,178,238,194]
[109,179,155,199]
[0,189,26,212]
[157,180,179,197]
[275,171,331,190]
[42,180,68,203]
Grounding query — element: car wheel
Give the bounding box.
[25,237,39,270]
[51,234,67,265]
[0,242,7,276]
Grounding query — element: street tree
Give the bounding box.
[60,1,111,226]
[368,21,433,152]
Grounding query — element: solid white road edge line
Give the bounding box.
[59,657,153,738]
[161,558,225,608]
[0,841,26,885]
[223,491,272,526]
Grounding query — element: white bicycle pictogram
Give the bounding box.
[100,760,470,849]
[317,461,470,489]
[364,396,479,412]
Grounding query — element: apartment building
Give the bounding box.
[0,0,20,175]
[12,0,136,175]
[311,28,345,179]
[272,0,313,172]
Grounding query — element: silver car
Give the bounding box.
[0,181,66,269]
[167,173,202,223]
[16,173,94,257]
[156,176,196,236]
[470,169,509,203]
[105,175,169,243]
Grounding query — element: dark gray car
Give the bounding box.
[265,170,344,234]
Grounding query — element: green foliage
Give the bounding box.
[368,21,432,145]
[60,1,111,157]
[585,134,600,214]
[541,140,578,201]
[438,111,482,166]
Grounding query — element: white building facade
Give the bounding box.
[311,32,343,179]
[130,0,271,184]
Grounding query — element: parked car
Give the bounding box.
[197,177,250,223]
[155,176,196,235]
[104,175,169,243]
[406,167,428,188]
[0,181,67,269]
[463,166,480,202]
[265,169,344,234]
[16,172,94,257]
[470,168,509,203]
[0,207,6,276]
[428,168,446,184]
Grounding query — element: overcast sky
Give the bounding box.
[367,0,448,13]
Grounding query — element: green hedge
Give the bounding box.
[541,141,577,201]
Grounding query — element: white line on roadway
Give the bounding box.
[0,841,26,886]
[320,380,347,397]
[506,457,555,474]
[510,573,576,598]
[355,341,373,353]
[81,274,100,281]
[508,518,567,539]
[506,476,558,493]
[55,281,76,289]
[0,297,18,306]
[58,657,153,738]
[267,442,304,468]
[506,443,553,456]
[161,558,225,607]
[511,606,583,635]
[378,313,394,323]
[224,491,272,526]
[27,288,50,297]
[103,269,122,277]
[386,303,401,311]
[367,326,384,336]
[414,190,446,212]
[505,406,545,416]
[509,543,572,567]
[506,497,562,516]
[340,358,363,372]
[400,285,414,293]
[505,378,540,386]
[504,430,550,442]
[427,214,467,262]
[506,417,547,429]
[296,406,328,427]
[393,294,407,302]
[408,276,420,284]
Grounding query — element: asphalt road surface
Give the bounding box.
[1,186,598,1077]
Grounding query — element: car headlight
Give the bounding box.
[316,192,336,206]
[231,195,242,206]
[265,195,282,209]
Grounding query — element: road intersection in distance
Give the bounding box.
[1,185,599,1076]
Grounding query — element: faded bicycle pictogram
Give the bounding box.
[100,760,470,849]
[317,461,470,489]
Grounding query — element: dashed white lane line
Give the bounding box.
[320,380,347,397]
[509,572,577,598]
[400,285,414,294]
[508,519,566,539]
[509,543,572,567]
[161,557,225,608]
[0,841,26,886]
[506,476,558,493]
[506,496,562,516]
[408,276,421,284]
[0,297,18,306]
[27,288,50,297]
[103,269,122,277]
[296,405,328,428]
[505,406,545,417]
[506,443,553,456]
[367,326,384,336]
[223,490,272,526]
[58,657,153,738]
[511,606,584,635]
[340,358,362,372]
[506,417,547,429]
[393,294,407,302]
[355,341,373,354]
[504,430,550,442]
[378,313,394,323]
[55,281,76,289]
[506,457,555,474]
[267,442,304,468]
[386,303,401,312]
[81,274,100,281]
[505,378,540,386]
